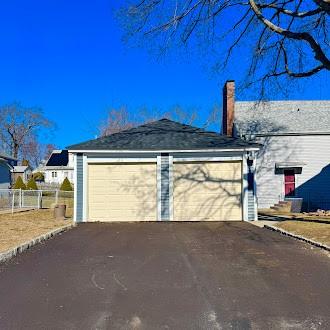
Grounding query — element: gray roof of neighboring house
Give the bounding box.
[68,118,259,151]
[13,166,30,173]
[46,150,69,166]
[235,100,330,135]
[0,152,17,161]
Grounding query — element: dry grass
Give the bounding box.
[275,221,330,246]
[0,208,73,253]
[259,209,330,222]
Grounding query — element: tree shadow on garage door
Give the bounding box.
[118,162,243,221]
[172,162,243,221]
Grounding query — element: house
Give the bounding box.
[67,118,259,222]
[0,153,17,189]
[41,150,74,185]
[222,80,330,211]
[12,165,32,183]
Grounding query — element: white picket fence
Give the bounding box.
[0,189,74,213]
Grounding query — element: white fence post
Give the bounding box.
[11,190,15,214]
[55,190,59,205]
[37,191,41,209]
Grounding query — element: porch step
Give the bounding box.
[270,201,292,212]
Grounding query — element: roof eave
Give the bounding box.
[67,147,260,153]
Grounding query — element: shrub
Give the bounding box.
[26,177,38,190]
[13,176,26,190]
[32,172,45,182]
[60,177,73,191]
[21,159,29,166]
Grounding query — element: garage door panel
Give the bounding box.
[174,185,241,200]
[174,161,242,221]
[88,163,157,222]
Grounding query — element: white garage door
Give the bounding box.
[88,163,157,221]
[173,161,242,221]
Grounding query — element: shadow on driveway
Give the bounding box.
[0,222,329,329]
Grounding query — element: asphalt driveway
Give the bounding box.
[0,222,329,329]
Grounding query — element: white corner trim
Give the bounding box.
[242,153,248,221]
[73,154,77,222]
[253,153,258,221]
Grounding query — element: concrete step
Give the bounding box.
[270,206,283,211]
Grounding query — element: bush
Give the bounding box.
[32,172,45,182]
[26,177,38,190]
[60,177,73,191]
[13,176,26,190]
[21,159,29,166]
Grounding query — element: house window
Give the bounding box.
[284,170,295,197]
[52,171,57,178]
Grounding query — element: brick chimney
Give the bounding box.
[222,80,235,136]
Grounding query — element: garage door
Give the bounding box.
[88,163,157,221]
[173,161,242,221]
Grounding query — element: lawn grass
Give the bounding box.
[0,208,73,253]
[259,209,330,223]
[274,221,330,246]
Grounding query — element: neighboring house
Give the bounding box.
[68,118,259,223]
[222,80,330,211]
[12,165,32,183]
[0,153,17,189]
[42,150,74,185]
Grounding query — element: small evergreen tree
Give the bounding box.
[26,177,38,190]
[60,177,73,191]
[32,172,45,182]
[13,176,26,190]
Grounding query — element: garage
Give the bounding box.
[88,163,157,221]
[173,161,242,221]
[68,118,259,222]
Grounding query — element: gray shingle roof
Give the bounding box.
[46,150,69,166]
[68,118,258,151]
[235,100,330,135]
[0,152,17,161]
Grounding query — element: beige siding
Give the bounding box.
[173,161,242,221]
[88,163,157,221]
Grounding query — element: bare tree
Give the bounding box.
[119,1,329,91]
[0,104,53,160]
[99,105,219,136]
[99,107,136,136]
[21,137,57,168]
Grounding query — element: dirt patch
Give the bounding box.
[274,221,330,246]
[0,208,73,253]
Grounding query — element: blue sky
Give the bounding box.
[1,1,329,148]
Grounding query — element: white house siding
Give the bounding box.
[256,134,330,210]
[44,169,74,185]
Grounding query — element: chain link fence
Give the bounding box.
[0,189,74,213]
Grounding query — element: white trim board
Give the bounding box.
[173,156,242,162]
[87,158,157,164]
[69,148,259,154]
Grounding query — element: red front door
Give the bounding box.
[284,170,295,197]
